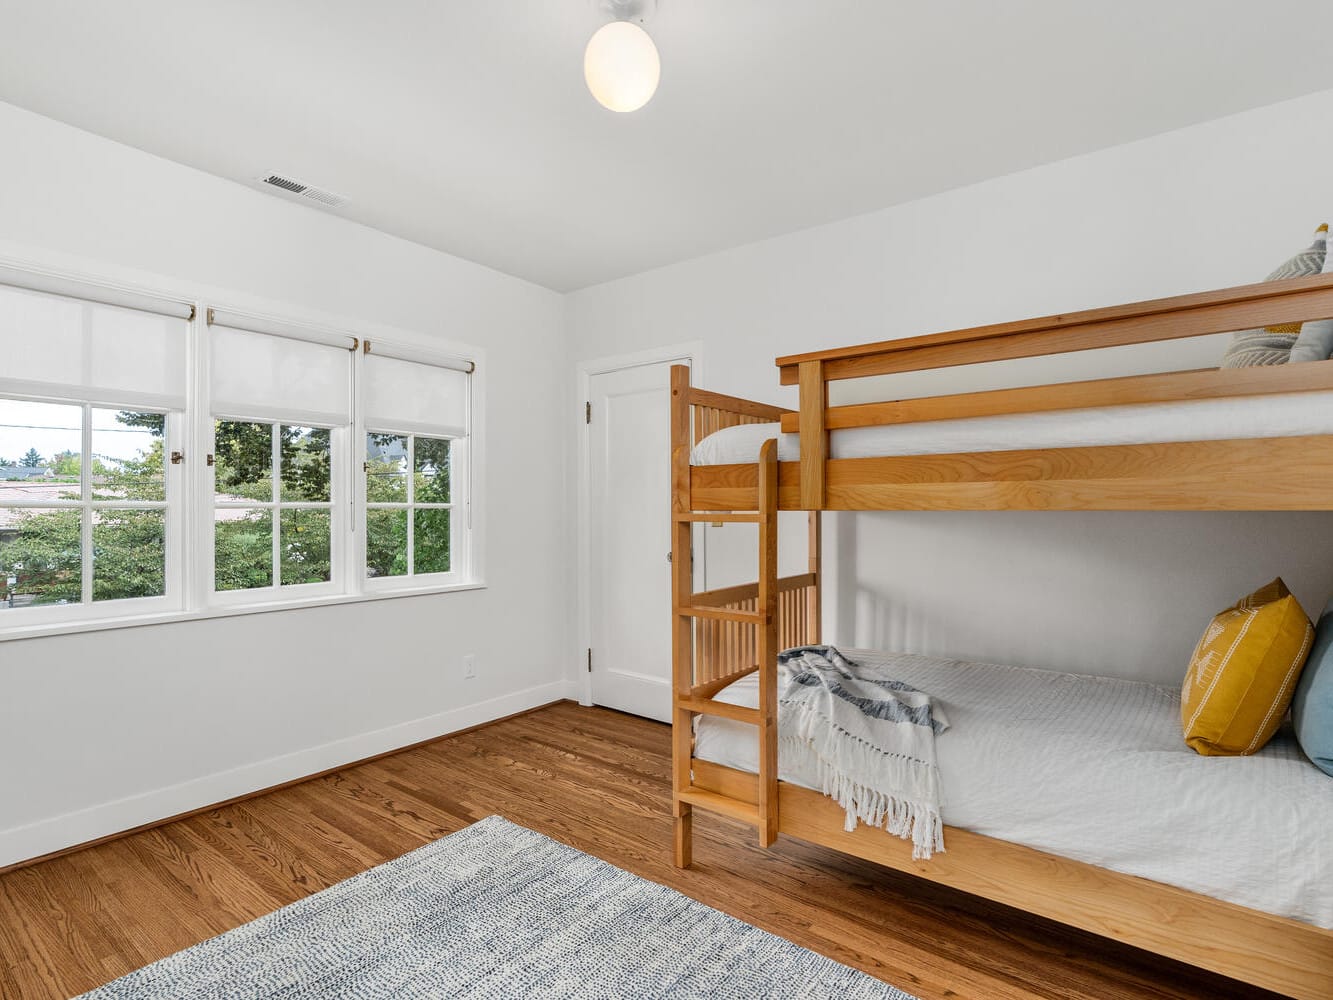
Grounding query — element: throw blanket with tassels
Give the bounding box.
[777,645,949,859]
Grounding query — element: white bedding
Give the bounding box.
[694,648,1333,928]
[689,390,1333,464]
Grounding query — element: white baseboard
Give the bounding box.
[0,679,578,869]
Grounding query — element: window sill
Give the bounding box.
[0,581,488,644]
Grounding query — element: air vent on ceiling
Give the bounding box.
[258,173,349,209]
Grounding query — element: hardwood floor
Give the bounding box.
[0,702,1281,999]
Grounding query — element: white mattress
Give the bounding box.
[694,649,1333,928]
[689,390,1333,464]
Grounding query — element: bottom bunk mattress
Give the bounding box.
[692,648,1333,928]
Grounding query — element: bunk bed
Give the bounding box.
[668,272,1333,1000]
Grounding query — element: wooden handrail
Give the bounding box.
[775,273,1333,384]
[776,359,1333,433]
[684,385,792,420]
[691,573,817,609]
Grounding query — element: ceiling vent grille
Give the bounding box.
[258,173,349,209]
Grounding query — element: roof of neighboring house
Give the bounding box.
[0,466,52,479]
[0,482,258,529]
[0,482,80,529]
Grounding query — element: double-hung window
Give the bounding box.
[207,312,355,600]
[361,345,471,587]
[0,274,190,623]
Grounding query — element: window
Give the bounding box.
[0,266,478,637]
[207,314,352,598]
[365,433,454,578]
[362,347,470,586]
[213,422,333,591]
[0,278,187,623]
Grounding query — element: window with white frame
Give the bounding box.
[361,347,470,585]
[207,314,354,598]
[0,264,478,636]
[0,277,188,622]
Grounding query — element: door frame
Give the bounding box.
[575,342,704,708]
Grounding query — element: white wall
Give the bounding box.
[0,103,572,866]
[567,87,1333,685]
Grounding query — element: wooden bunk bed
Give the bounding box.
[668,272,1333,1000]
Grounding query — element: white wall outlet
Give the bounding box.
[462,654,477,679]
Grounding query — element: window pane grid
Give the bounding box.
[2,398,171,613]
[212,420,335,593]
[364,432,453,580]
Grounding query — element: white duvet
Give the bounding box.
[689,390,1333,464]
[694,648,1333,928]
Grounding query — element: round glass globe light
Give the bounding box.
[584,21,660,112]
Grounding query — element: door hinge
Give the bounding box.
[170,451,184,465]
[587,648,592,672]
[585,400,591,424]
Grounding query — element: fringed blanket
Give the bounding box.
[777,645,949,858]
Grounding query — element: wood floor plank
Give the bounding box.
[0,702,1282,999]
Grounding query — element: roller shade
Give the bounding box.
[0,279,188,409]
[363,338,473,373]
[207,308,357,352]
[210,320,352,427]
[363,350,469,438]
[0,264,194,320]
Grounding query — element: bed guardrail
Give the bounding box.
[687,572,818,699]
[774,271,1333,508]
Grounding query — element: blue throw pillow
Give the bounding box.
[1292,599,1333,776]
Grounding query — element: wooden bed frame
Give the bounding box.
[669,273,1333,999]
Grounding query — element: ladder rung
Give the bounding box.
[676,696,761,725]
[676,605,767,623]
[674,512,762,523]
[677,788,761,825]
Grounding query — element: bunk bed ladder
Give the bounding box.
[669,364,822,864]
[670,437,781,855]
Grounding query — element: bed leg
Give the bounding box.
[673,805,693,868]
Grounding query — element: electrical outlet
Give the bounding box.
[462,654,477,679]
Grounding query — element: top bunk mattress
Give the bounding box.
[693,648,1333,928]
[689,389,1333,464]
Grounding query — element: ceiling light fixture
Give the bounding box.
[584,0,660,113]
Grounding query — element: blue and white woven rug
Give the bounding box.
[80,815,915,999]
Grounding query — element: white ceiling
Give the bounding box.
[2,1,1332,291]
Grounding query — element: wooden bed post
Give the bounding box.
[669,365,694,868]
[756,437,780,847]
[798,360,827,509]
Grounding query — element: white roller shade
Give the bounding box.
[211,324,352,426]
[0,264,194,320]
[207,308,357,352]
[363,352,469,438]
[363,339,473,373]
[0,280,188,409]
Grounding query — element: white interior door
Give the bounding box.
[588,359,690,722]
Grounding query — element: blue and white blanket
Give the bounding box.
[777,646,949,858]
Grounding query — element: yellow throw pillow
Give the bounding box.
[1181,579,1313,756]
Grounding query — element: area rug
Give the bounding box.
[79,815,915,999]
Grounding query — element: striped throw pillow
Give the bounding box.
[1181,578,1314,756]
[1220,225,1328,368]
[1290,226,1333,363]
